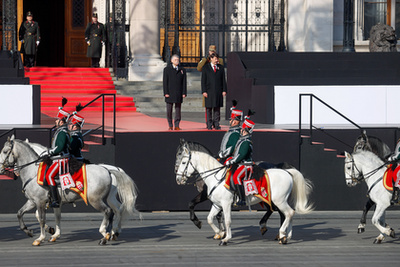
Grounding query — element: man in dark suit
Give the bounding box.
[85,13,105,67]
[19,11,40,67]
[163,54,187,130]
[201,53,227,130]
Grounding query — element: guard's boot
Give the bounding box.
[391,186,400,205]
[49,185,60,208]
[234,184,246,207]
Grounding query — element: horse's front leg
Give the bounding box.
[358,198,374,234]
[32,205,47,246]
[371,205,394,244]
[207,205,223,240]
[48,207,61,242]
[17,200,36,237]
[189,189,208,229]
[220,203,232,246]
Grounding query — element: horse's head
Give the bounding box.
[175,139,196,185]
[0,135,17,174]
[344,151,361,187]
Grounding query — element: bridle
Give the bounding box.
[176,146,226,185]
[0,140,42,173]
[346,155,386,184]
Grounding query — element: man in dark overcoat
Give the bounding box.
[201,53,227,130]
[19,11,41,67]
[163,54,187,130]
[85,13,105,68]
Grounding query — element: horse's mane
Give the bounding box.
[178,141,213,156]
[353,150,384,166]
[14,139,39,157]
[354,133,391,160]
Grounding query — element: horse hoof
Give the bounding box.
[357,228,365,234]
[274,234,279,241]
[213,234,222,240]
[105,233,111,241]
[25,229,34,238]
[112,232,119,241]
[99,238,107,245]
[260,226,268,236]
[390,228,396,238]
[48,227,55,235]
[373,239,382,244]
[194,220,202,229]
[219,241,227,246]
[32,240,41,246]
[48,237,57,242]
[220,232,226,239]
[279,237,288,245]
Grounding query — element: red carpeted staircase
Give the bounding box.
[25,67,136,115]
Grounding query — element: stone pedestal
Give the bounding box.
[129,0,165,81]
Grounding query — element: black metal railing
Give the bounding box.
[298,93,363,153]
[82,93,116,145]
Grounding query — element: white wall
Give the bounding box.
[288,0,334,51]
[275,85,400,125]
[0,85,35,124]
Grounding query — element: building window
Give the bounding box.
[364,1,387,39]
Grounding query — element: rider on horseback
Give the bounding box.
[43,98,71,208]
[218,100,243,161]
[388,138,400,204]
[226,115,255,206]
[69,104,85,162]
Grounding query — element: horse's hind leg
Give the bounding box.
[259,209,273,235]
[107,185,122,240]
[358,198,374,234]
[90,199,113,245]
[275,203,295,244]
[17,200,36,237]
[189,188,208,229]
[48,207,61,242]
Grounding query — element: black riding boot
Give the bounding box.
[391,186,399,205]
[49,185,60,208]
[234,184,246,207]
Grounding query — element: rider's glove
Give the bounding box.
[36,41,40,46]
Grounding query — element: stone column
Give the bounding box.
[129,0,166,81]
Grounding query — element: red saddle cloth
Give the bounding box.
[382,164,399,191]
[224,168,272,211]
[37,162,89,205]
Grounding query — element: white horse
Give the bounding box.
[0,136,139,246]
[344,150,396,244]
[175,140,314,245]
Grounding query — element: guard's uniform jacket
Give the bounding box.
[69,131,84,161]
[45,125,70,186]
[219,125,240,159]
[230,135,253,185]
[19,20,40,55]
[85,22,105,58]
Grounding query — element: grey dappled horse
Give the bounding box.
[0,136,139,246]
[353,131,391,233]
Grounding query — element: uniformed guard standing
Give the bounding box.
[85,13,105,68]
[69,104,85,162]
[18,11,40,67]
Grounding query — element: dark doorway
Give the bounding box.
[23,0,65,66]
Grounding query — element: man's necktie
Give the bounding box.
[213,65,216,73]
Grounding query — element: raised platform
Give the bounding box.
[1,108,398,213]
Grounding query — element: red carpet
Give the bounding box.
[25,67,136,114]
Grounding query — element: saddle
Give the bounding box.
[383,164,400,191]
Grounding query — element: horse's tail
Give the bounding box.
[286,168,314,214]
[109,168,142,220]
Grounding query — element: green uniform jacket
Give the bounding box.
[70,131,84,160]
[19,21,40,55]
[49,126,70,157]
[219,126,240,158]
[85,22,105,58]
[230,135,253,164]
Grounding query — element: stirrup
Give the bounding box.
[49,201,60,208]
